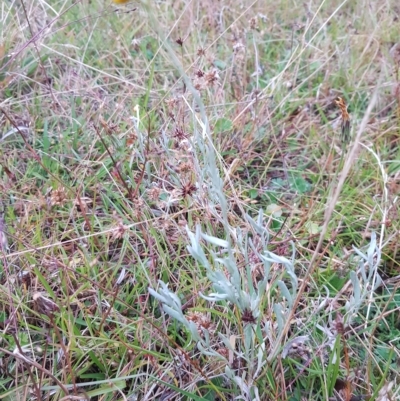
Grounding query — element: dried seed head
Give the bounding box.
[174,127,188,141]
[33,292,60,317]
[177,161,193,174]
[165,97,179,112]
[241,308,257,324]
[335,312,345,335]
[233,41,245,55]
[147,185,161,201]
[249,16,258,31]
[205,69,220,87]
[216,347,229,359]
[133,197,145,220]
[111,220,128,240]
[195,69,205,78]
[50,187,68,206]
[186,311,212,331]
[194,81,203,91]
[181,182,197,198]
[197,47,206,57]
[282,335,310,359]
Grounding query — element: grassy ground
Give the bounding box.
[0,0,399,400]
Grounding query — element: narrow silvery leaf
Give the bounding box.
[208,270,227,282]
[350,271,361,303]
[352,246,367,262]
[263,321,271,337]
[223,257,241,289]
[186,225,197,244]
[215,189,228,218]
[254,345,265,377]
[373,247,381,270]
[187,245,209,267]
[256,276,267,297]
[156,281,182,309]
[285,270,298,291]
[218,333,235,352]
[200,292,229,301]
[148,287,168,304]
[236,227,244,245]
[252,385,261,401]
[201,232,229,247]
[244,324,253,356]
[258,253,272,279]
[169,292,183,309]
[277,281,293,307]
[225,365,235,380]
[316,286,330,312]
[162,305,186,325]
[197,341,222,357]
[210,281,232,298]
[186,226,210,268]
[367,231,376,260]
[256,208,264,226]
[234,375,250,394]
[214,256,240,288]
[245,210,267,236]
[250,295,261,315]
[187,321,201,341]
[265,252,292,266]
[373,274,382,290]
[202,327,210,345]
[116,268,126,285]
[246,264,255,298]
[274,304,284,333]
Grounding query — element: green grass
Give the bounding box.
[0,0,399,400]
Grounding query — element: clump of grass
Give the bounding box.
[0,0,399,400]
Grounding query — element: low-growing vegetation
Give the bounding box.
[0,0,399,400]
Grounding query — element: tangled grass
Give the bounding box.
[0,0,399,400]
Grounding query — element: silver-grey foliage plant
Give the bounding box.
[149,209,300,400]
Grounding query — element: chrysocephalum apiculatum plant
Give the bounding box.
[149,212,300,399]
[147,93,303,397]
